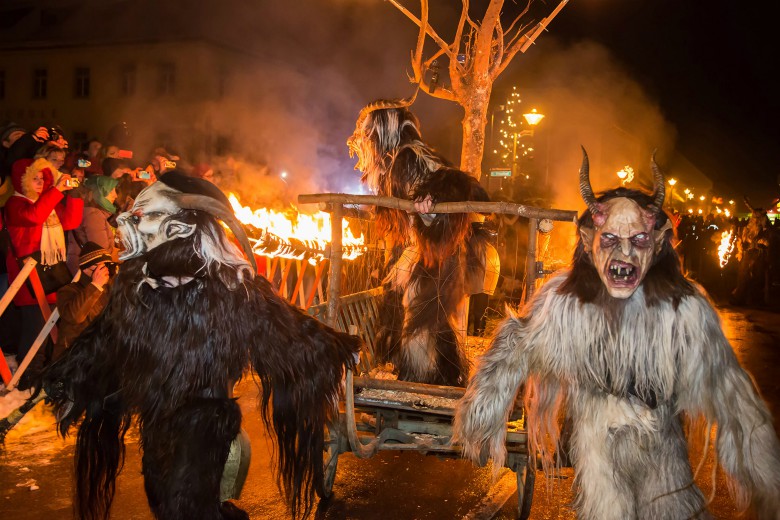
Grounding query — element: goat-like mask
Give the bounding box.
[117,182,192,260]
[116,178,257,273]
[578,148,671,299]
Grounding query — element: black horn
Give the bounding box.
[650,150,665,212]
[579,146,599,216]
[177,194,257,272]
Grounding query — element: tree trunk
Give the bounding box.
[460,92,491,180]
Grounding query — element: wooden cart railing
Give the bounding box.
[301,194,578,518]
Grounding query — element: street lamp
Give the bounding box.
[668,178,677,211]
[520,108,545,183]
[522,109,545,126]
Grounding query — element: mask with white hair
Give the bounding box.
[116,172,256,283]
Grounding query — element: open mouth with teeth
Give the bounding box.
[607,259,639,287]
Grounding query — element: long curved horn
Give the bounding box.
[353,87,420,132]
[579,146,599,216]
[650,150,665,212]
[177,194,257,272]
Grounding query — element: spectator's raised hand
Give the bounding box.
[55,173,75,192]
[91,264,110,290]
[33,127,49,142]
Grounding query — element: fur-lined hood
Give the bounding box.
[11,157,56,201]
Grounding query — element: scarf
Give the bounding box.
[12,192,67,266]
[41,209,66,265]
[85,176,118,214]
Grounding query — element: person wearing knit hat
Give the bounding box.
[53,241,114,361]
[65,175,120,274]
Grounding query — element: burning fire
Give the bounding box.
[228,193,365,263]
[718,229,735,268]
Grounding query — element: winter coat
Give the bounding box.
[52,274,110,361]
[4,158,83,306]
[66,205,119,275]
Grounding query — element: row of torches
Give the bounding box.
[228,193,366,264]
[228,192,738,270]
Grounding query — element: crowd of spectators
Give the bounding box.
[0,120,217,390]
[674,208,780,305]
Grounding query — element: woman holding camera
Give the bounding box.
[66,176,120,275]
[3,157,82,387]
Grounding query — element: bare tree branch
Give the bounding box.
[387,0,456,61]
[496,0,568,77]
[504,0,532,36]
[409,0,428,84]
[488,15,504,77]
[472,0,503,76]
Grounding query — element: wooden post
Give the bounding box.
[305,262,327,310]
[327,204,343,327]
[525,218,538,303]
[291,259,307,305]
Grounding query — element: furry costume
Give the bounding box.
[454,150,780,519]
[42,172,360,520]
[348,97,491,386]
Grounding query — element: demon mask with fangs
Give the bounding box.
[577,147,672,299]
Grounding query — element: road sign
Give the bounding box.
[489,168,512,177]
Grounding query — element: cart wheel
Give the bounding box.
[317,421,341,499]
[516,455,536,520]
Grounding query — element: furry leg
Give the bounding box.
[141,397,244,520]
[72,398,131,520]
[633,415,711,519]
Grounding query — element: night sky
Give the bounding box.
[548,0,779,206]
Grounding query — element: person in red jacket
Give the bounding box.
[4,157,83,385]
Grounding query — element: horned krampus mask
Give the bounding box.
[578,148,672,299]
[116,172,257,272]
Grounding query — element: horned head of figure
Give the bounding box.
[578,147,672,299]
[347,89,420,175]
[116,172,257,274]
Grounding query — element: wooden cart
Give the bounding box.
[301,194,578,519]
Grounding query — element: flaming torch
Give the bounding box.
[228,193,365,264]
[718,229,736,268]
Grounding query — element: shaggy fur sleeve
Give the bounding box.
[676,288,780,517]
[246,276,360,518]
[453,278,562,471]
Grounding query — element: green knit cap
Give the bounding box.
[85,176,119,213]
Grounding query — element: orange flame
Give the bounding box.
[228,193,365,263]
[718,229,734,268]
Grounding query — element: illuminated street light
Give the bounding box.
[699,195,705,201]
[522,108,545,126]
[668,178,677,186]
[684,188,690,194]
[729,200,735,205]
[667,178,677,211]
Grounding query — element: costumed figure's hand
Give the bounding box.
[414,194,434,214]
[413,194,436,226]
